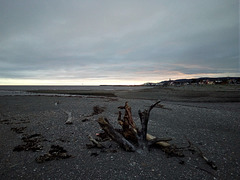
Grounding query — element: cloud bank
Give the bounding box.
[0,0,239,85]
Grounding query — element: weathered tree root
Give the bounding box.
[118,101,171,149]
[96,101,173,153]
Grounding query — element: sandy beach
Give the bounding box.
[0,85,240,179]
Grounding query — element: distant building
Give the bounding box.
[207,80,215,85]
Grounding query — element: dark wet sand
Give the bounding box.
[0,85,240,179]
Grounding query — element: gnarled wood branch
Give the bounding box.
[137,100,161,150]
[118,102,136,129]
[97,117,136,152]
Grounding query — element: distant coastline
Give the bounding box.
[143,77,240,86]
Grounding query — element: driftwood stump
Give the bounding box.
[97,101,171,153]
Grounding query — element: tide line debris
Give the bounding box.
[36,145,72,163]
[13,133,45,152]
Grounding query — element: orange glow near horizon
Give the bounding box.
[0,72,239,86]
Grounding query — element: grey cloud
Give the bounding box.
[0,0,239,84]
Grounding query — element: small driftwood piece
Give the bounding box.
[64,111,73,124]
[97,117,136,152]
[146,134,171,147]
[201,153,218,170]
[87,135,105,149]
[54,103,73,124]
[147,137,172,147]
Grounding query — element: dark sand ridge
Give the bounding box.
[27,90,117,97]
[116,85,240,102]
[0,85,240,179]
[28,84,240,102]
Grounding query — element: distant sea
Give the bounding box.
[0,85,149,96]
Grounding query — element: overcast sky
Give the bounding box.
[0,0,239,85]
